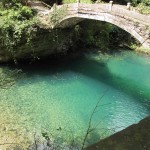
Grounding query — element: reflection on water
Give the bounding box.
[0,51,150,149]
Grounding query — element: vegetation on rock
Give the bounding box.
[0,0,148,63]
[0,1,37,63]
[49,4,68,25]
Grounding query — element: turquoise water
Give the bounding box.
[0,51,150,149]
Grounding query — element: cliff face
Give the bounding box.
[0,28,76,62]
[85,116,150,150]
[0,17,148,63]
[0,19,111,63]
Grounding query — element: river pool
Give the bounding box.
[0,50,150,149]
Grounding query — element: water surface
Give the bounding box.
[0,51,150,149]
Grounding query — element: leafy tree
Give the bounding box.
[109,26,138,49]
[137,0,150,14]
[74,20,112,50]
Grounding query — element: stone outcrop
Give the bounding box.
[0,28,76,62]
[84,116,150,150]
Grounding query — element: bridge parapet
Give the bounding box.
[53,3,150,27]
[63,3,150,25]
[111,5,150,25]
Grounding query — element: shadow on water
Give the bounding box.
[9,53,150,112]
[69,57,150,110]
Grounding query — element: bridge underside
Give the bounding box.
[55,13,150,49]
[57,17,84,28]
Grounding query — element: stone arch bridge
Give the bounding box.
[35,3,150,49]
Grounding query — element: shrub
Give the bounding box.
[0,2,37,62]
[137,3,150,14]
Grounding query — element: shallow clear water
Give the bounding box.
[0,51,150,149]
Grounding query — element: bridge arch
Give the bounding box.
[53,4,150,49]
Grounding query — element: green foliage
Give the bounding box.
[62,0,76,3]
[109,26,139,49]
[141,0,150,5]
[0,5,33,20]
[72,20,137,50]
[63,0,93,4]
[137,3,150,14]
[76,20,112,50]
[50,4,68,25]
[136,0,150,14]
[1,0,21,8]
[0,2,37,62]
